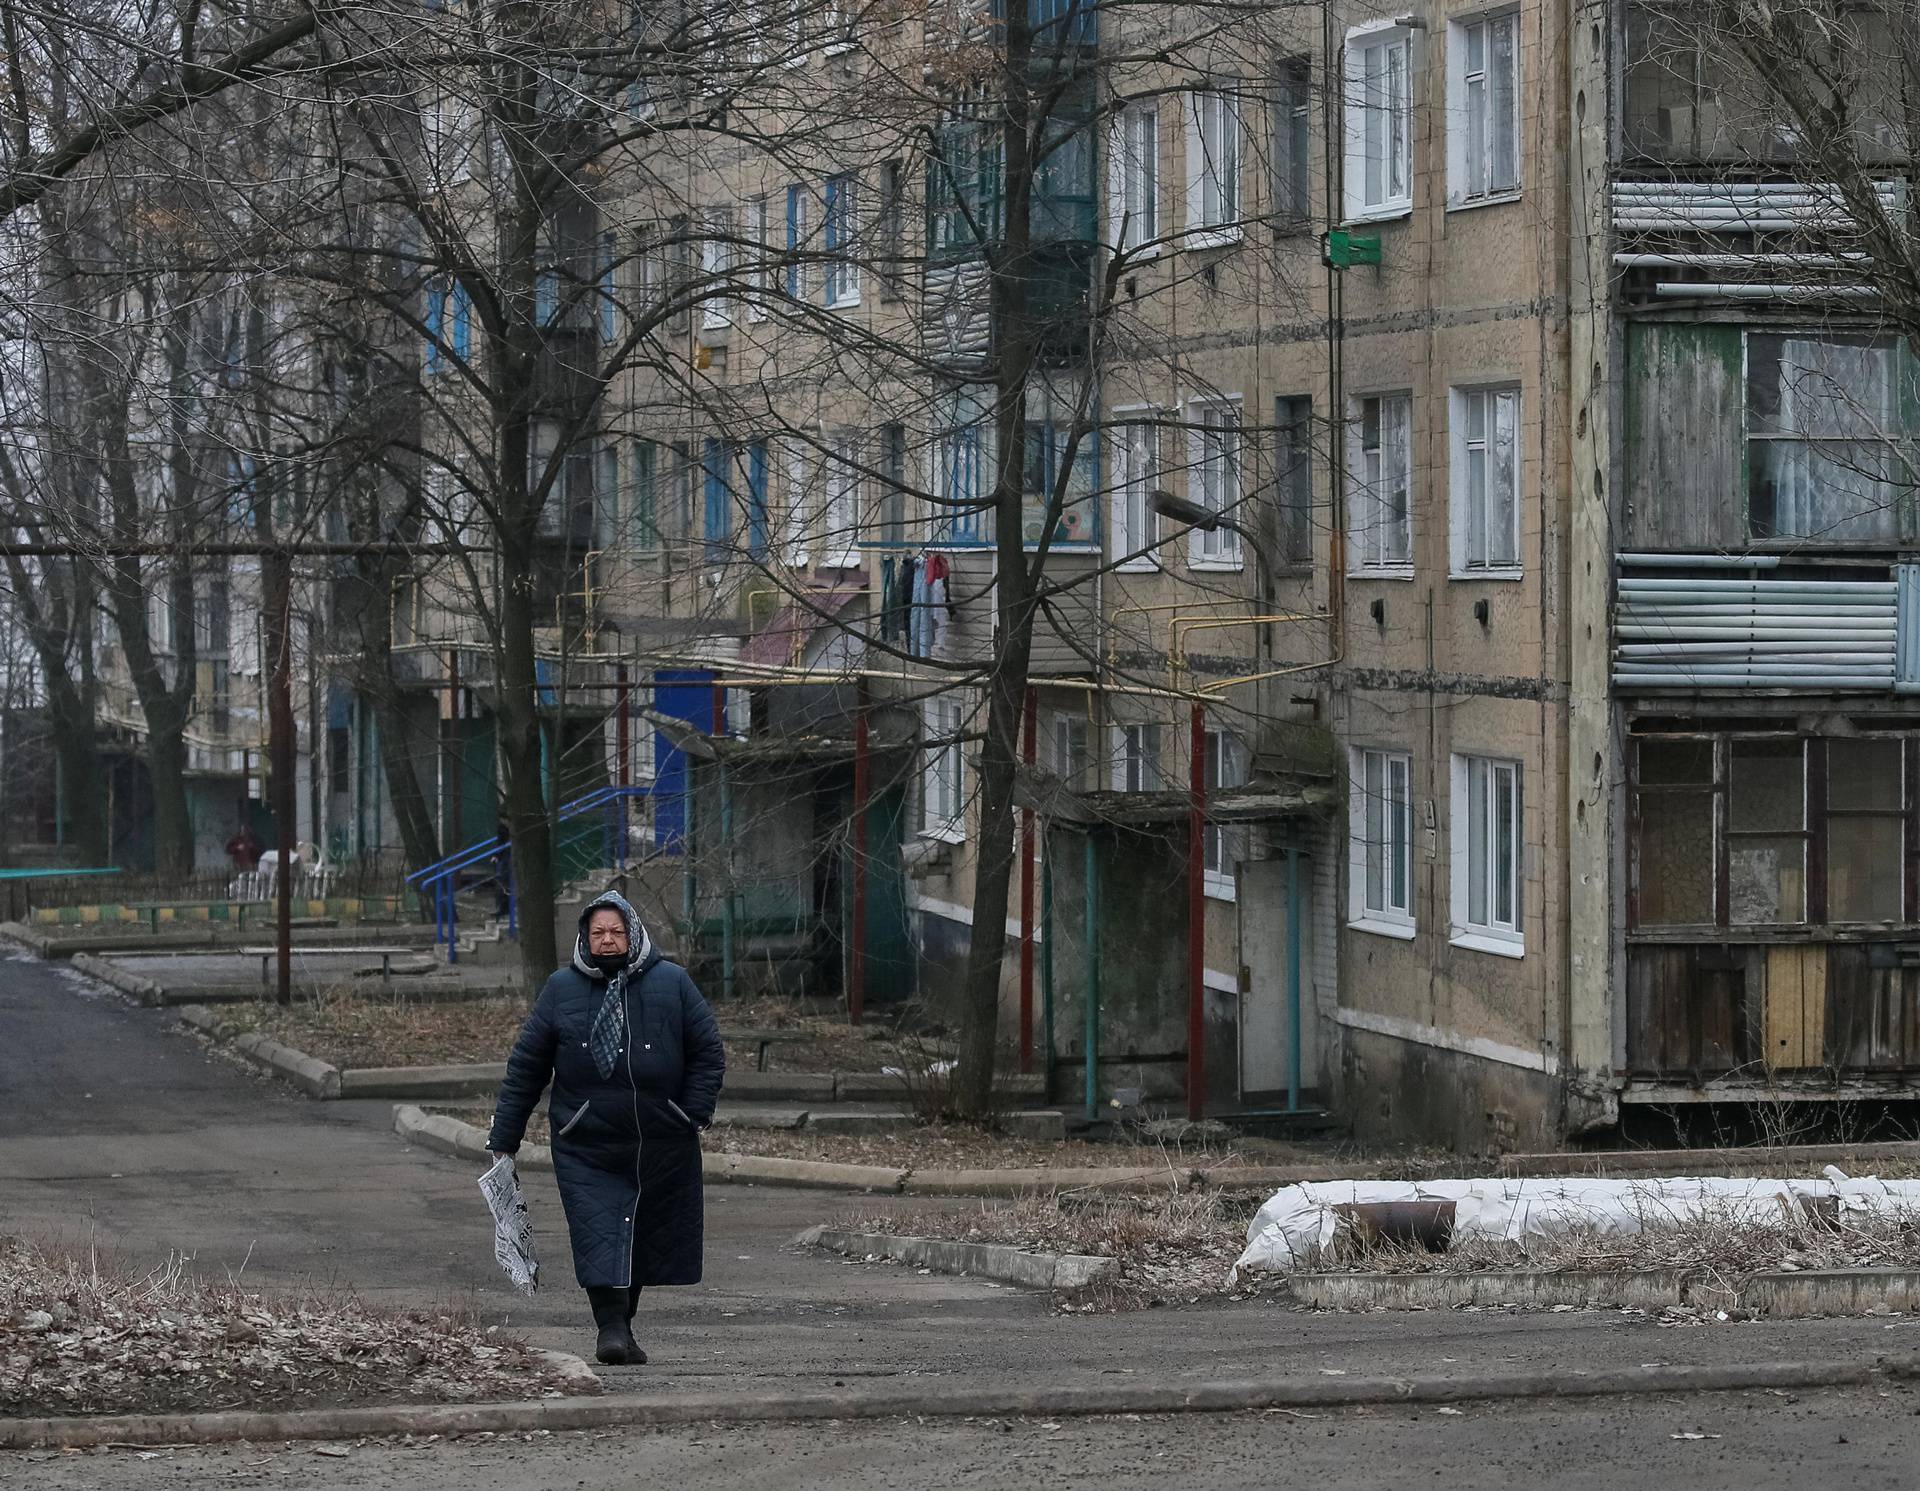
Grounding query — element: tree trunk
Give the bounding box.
[46,673,109,865]
[372,687,441,871]
[954,6,1038,1121]
[144,705,195,869]
[498,537,558,986]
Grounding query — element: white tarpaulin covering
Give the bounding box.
[1230,1169,1920,1282]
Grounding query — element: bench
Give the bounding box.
[718,1027,807,1073]
[240,946,421,990]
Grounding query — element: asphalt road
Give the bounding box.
[10,1386,1920,1490]
[8,938,1920,1484]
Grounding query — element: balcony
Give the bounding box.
[915,548,1099,678]
[1610,179,1903,304]
[1612,564,1909,691]
[1626,936,1920,1097]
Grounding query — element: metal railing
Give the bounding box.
[407,784,659,961]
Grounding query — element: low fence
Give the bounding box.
[4,858,417,926]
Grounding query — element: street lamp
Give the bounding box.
[1150,489,1276,615]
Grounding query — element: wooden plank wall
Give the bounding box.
[1764,945,1826,1070]
[1825,945,1920,1071]
[1626,944,1760,1074]
[1631,942,1920,1077]
[941,549,1098,676]
[1621,323,1744,551]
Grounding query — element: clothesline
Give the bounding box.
[879,551,954,659]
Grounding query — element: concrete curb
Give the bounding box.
[1715,1269,1920,1319]
[176,1003,238,1041]
[798,1225,1116,1290]
[69,951,165,1005]
[230,1031,341,1099]
[1286,1267,1920,1319]
[707,1153,908,1191]
[4,1355,1912,1450]
[1287,1270,1694,1312]
[339,1063,505,1100]
[0,922,54,956]
[178,1012,505,1103]
[394,1104,550,1170]
[176,1006,339,1098]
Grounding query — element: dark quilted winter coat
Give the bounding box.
[486,891,726,1290]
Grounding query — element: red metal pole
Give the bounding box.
[1018,685,1037,1074]
[446,647,461,849]
[1187,701,1206,1121]
[710,683,725,737]
[850,679,869,1027]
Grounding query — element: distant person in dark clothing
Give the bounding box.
[225,822,264,871]
[493,818,513,918]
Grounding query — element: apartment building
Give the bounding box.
[1567,7,1920,1135]
[448,0,1575,1146]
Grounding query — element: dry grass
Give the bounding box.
[208,993,529,1069]
[834,1190,1266,1309]
[713,996,924,1074]
[0,1235,574,1417]
[1320,1202,1920,1278]
[711,1126,1256,1172]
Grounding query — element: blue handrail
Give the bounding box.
[413,784,658,960]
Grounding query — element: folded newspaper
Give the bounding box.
[478,1154,539,1295]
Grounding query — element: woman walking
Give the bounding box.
[487,889,725,1365]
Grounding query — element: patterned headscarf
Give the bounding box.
[573,889,654,1080]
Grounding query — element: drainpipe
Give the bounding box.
[1082,829,1100,1125]
[1287,844,1303,1113]
[1187,700,1207,1122]
[1018,684,1037,1072]
[850,677,869,1026]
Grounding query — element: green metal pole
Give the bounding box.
[719,759,734,1001]
[1041,841,1055,1079]
[681,760,697,934]
[1287,846,1303,1113]
[1083,832,1099,1124]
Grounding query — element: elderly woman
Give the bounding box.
[487,889,725,1365]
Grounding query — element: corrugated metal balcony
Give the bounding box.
[1612,559,1920,691]
[1610,179,1903,301]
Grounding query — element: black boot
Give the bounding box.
[594,1321,646,1366]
